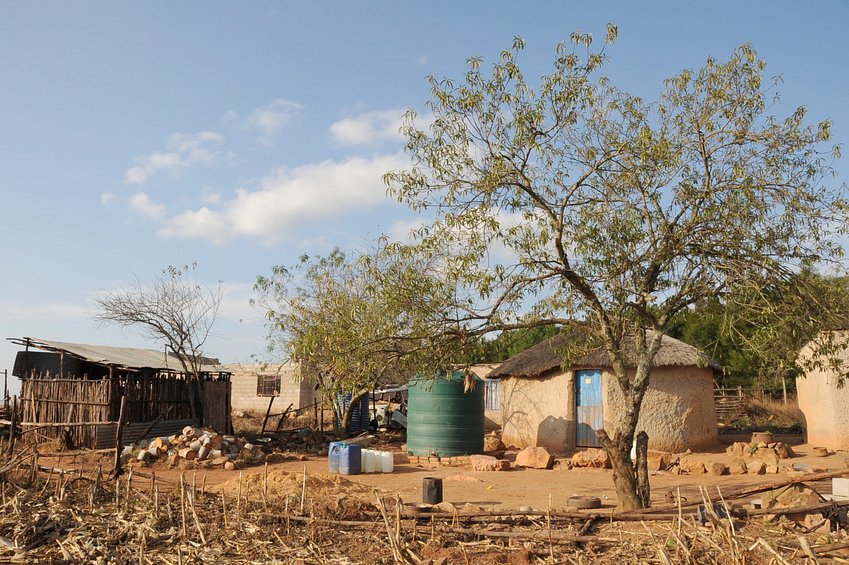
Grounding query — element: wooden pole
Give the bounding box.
[113,395,127,477]
[274,403,294,432]
[6,396,17,455]
[260,395,275,435]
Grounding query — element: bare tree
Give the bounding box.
[94,263,223,423]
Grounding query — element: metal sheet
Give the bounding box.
[576,369,603,447]
[10,337,225,372]
[94,418,197,450]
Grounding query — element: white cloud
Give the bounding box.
[124,131,225,185]
[330,109,407,146]
[416,55,429,66]
[388,218,427,243]
[159,153,408,245]
[100,193,117,205]
[246,99,302,143]
[129,192,166,219]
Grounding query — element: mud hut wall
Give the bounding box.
[796,334,849,450]
[601,366,719,452]
[500,371,575,453]
[470,364,502,431]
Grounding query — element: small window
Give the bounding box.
[485,378,501,411]
[256,374,281,397]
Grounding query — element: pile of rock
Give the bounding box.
[723,440,793,475]
[124,426,265,470]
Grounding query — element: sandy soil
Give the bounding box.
[39,435,847,512]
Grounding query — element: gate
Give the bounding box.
[576,369,603,447]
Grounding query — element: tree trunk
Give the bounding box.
[338,389,369,438]
[635,431,650,508]
[601,432,642,511]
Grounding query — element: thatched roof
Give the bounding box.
[488,331,721,379]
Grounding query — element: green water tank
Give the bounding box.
[407,371,484,457]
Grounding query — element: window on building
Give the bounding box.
[485,378,501,411]
[256,373,281,397]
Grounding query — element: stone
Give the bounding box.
[758,448,780,473]
[515,447,555,469]
[224,461,236,471]
[813,446,831,457]
[570,448,610,469]
[725,442,747,458]
[728,458,748,475]
[774,442,794,459]
[679,457,706,474]
[762,484,820,511]
[435,501,456,513]
[708,462,728,476]
[747,459,766,475]
[470,455,510,471]
[647,452,671,472]
[483,435,506,452]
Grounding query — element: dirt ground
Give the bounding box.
[39,434,848,511]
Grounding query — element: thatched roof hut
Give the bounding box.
[489,331,721,379]
[491,331,719,454]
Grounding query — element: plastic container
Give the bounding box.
[380,451,394,473]
[338,444,361,475]
[328,441,345,474]
[422,477,443,504]
[362,449,376,473]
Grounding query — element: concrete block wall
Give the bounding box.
[226,362,318,413]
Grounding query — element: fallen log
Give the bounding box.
[449,525,596,543]
[403,509,680,522]
[637,467,849,514]
[746,499,849,517]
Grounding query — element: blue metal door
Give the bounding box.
[576,369,603,447]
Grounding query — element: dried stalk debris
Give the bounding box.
[0,452,847,563]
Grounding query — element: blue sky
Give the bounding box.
[1,2,847,393]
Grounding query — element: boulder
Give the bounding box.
[571,448,610,469]
[515,447,555,469]
[679,457,706,474]
[708,462,728,476]
[728,458,748,475]
[647,452,671,472]
[758,448,780,473]
[435,501,456,513]
[484,435,506,452]
[470,454,510,471]
[774,442,794,459]
[725,442,747,458]
[747,459,767,475]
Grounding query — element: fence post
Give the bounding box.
[6,396,16,455]
[113,395,127,477]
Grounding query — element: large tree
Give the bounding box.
[669,269,849,393]
[253,243,470,436]
[385,29,847,509]
[94,263,222,423]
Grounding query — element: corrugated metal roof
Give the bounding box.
[9,337,226,372]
